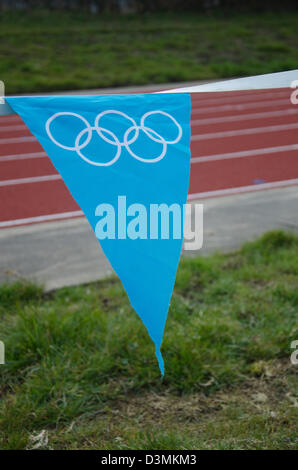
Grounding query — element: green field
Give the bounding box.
[0,231,297,450]
[0,10,297,94]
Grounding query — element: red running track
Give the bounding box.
[0,87,298,228]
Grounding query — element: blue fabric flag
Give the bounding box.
[7,94,191,374]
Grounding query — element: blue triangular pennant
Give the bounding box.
[7,94,191,374]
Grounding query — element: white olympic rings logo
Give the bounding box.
[45,110,182,166]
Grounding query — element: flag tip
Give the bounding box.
[155,346,165,376]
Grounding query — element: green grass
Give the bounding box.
[0,230,297,449]
[0,10,297,93]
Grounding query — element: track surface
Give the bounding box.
[0,87,297,228]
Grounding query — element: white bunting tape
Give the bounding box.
[1,69,297,116]
[163,69,298,93]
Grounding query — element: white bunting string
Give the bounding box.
[1,69,297,116]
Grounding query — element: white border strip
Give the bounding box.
[0,143,296,168]
[190,89,289,104]
[1,122,297,146]
[2,106,296,133]
[192,108,298,126]
[0,210,83,228]
[188,178,298,200]
[191,122,298,141]
[0,136,36,145]
[0,174,61,187]
[191,144,298,164]
[1,179,297,228]
[0,124,26,133]
[0,152,47,162]
[192,98,291,115]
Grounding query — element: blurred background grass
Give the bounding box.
[0,9,297,93]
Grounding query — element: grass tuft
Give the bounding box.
[0,281,43,313]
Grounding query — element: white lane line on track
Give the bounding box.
[0,174,61,187]
[192,108,298,126]
[191,122,298,141]
[191,144,298,164]
[1,122,298,146]
[0,115,22,124]
[2,107,297,134]
[0,95,292,128]
[192,98,291,115]
[0,89,289,125]
[1,144,296,167]
[0,136,36,145]
[190,89,289,106]
[188,178,298,200]
[1,179,297,228]
[1,143,297,167]
[0,151,47,162]
[0,124,27,132]
[0,211,83,228]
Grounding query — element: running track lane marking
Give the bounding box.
[0,124,28,133]
[0,152,47,162]
[189,90,290,107]
[0,144,298,183]
[0,174,61,187]
[0,89,289,125]
[0,136,37,145]
[191,123,298,141]
[1,96,289,123]
[0,97,293,124]
[188,178,298,200]
[0,211,84,228]
[192,108,298,126]
[1,179,297,228]
[2,108,298,133]
[192,99,291,115]
[0,97,291,122]
[191,144,298,164]
[1,122,298,146]
[1,144,297,165]
[190,88,290,102]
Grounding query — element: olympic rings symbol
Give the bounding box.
[45,110,182,166]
